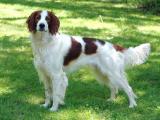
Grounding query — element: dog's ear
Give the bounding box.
[48,11,60,35]
[26,10,41,33]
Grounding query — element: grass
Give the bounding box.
[0,0,160,119]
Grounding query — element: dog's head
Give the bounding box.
[26,10,60,35]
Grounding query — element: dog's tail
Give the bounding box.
[123,43,151,68]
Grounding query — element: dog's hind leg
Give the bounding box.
[92,66,118,101]
[107,83,118,101]
[107,71,137,108]
[97,57,137,108]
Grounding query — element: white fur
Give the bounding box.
[29,11,151,111]
[124,43,151,68]
[36,11,49,32]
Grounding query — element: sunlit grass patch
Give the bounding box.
[137,25,160,34]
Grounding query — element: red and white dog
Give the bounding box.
[26,10,150,111]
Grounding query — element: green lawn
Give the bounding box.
[0,0,160,120]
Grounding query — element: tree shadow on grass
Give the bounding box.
[62,26,108,38]
[0,0,159,25]
[0,17,27,21]
[0,36,30,49]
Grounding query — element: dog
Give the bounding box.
[26,10,150,111]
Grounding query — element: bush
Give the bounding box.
[138,0,160,15]
[109,0,160,15]
[126,0,160,15]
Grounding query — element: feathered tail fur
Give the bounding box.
[123,43,151,68]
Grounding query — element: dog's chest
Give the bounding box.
[33,46,58,72]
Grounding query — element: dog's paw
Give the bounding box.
[40,103,49,108]
[49,105,59,112]
[107,97,116,102]
[129,103,137,108]
[49,107,58,112]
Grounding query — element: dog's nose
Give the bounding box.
[39,23,45,29]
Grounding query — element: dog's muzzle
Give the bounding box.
[39,23,45,31]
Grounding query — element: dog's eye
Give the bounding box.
[46,16,50,22]
[36,15,41,21]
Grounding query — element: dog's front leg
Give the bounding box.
[50,71,68,112]
[36,68,52,108]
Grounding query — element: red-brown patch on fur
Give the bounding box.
[83,37,98,55]
[47,11,60,35]
[114,45,126,52]
[63,37,82,66]
[26,10,41,33]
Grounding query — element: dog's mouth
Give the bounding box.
[39,28,45,31]
[38,28,47,32]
